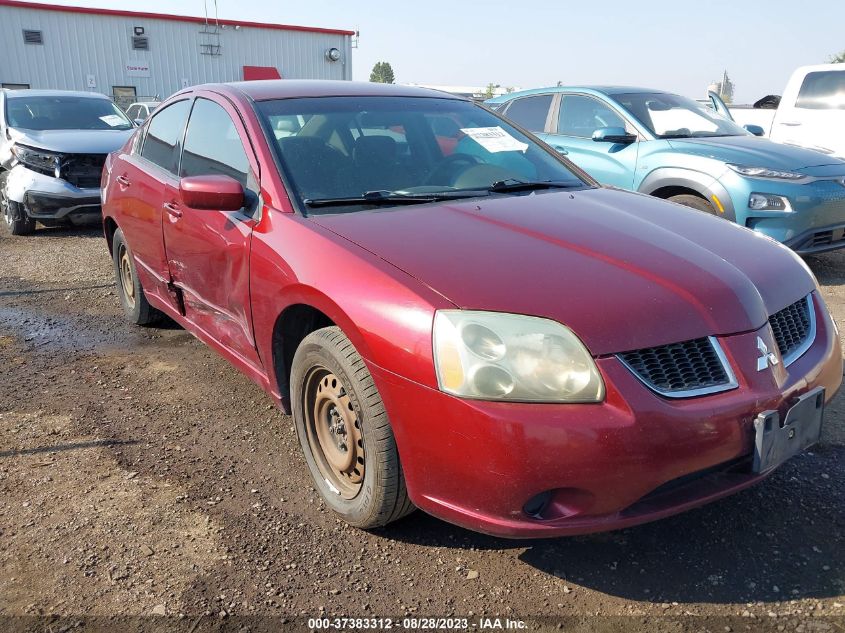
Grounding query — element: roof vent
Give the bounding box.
[132,35,149,50]
[23,29,43,45]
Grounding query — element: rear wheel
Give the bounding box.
[112,228,162,326]
[291,326,414,529]
[668,193,717,215]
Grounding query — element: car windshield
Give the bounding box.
[5,96,133,131]
[615,92,748,139]
[256,96,588,213]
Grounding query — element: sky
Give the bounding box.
[28,0,845,103]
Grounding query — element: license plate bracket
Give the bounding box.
[752,386,825,474]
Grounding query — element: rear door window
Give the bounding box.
[140,100,191,173]
[502,94,553,132]
[795,71,845,109]
[180,98,251,188]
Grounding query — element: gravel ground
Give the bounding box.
[1,224,844,632]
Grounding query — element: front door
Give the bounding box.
[162,96,261,369]
[544,94,639,190]
[708,90,734,120]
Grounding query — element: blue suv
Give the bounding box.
[487,87,845,254]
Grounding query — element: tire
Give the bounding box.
[668,194,717,215]
[291,326,414,529]
[3,200,35,236]
[112,228,162,326]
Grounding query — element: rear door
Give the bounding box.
[500,93,555,138]
[546,93,639,189]
[162,95,262,369]
[117,99,191,311]
[771,68,845,157]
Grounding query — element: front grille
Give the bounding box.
[770,296,813,364]
[62,154,107,189]
[619,337,734,396]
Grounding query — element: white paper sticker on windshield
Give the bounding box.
[459,126,528,153]
[100,114,125,127]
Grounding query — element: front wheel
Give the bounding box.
[290,326,414,529]
[3,200,35,236]
[668,193,717,215]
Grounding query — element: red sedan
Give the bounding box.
[101,81,842,538]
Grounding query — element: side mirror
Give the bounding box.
[744,124,765,137]
[180,175,244,211]
[592,127,637,144]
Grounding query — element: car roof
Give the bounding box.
[3,89,111,100]
[188,80,466,102]
[485,85,672,103]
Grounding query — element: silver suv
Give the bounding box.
[0,89,134,235]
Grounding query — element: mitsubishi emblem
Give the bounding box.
[756,336,779,372]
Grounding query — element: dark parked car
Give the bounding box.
[101,80,841,538]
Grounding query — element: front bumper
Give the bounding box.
[726,175,845,254]
[372,291,842,538]
[5,164,102,224]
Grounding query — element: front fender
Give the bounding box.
[638,167,737,222]
[249,210,455,405]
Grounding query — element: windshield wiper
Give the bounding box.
[487,179,580,193]
[304,190,479,209]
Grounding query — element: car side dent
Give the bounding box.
[637,166,737,222]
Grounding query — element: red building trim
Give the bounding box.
[243,66,282,81]
[0,0,356,36]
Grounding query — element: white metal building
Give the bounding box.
[0,0,354,105]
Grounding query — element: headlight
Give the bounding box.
[726,164,806,181]
[11,144,62,178]
[749,192,793,212]
[433,310,604,402]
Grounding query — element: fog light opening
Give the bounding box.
[523,487,595,521]
[523,491,553,519]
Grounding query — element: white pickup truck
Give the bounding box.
[709,63,845,159]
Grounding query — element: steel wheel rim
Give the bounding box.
[118,244,136,309]
[303,367,365,499]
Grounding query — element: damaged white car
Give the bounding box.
[0,90,134,235]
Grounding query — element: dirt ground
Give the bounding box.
[1,225,844,632]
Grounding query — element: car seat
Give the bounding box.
[278,136,353,200]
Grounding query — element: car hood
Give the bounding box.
[7,127,133,154]
[667,135,845,171]
[311,188,815,355]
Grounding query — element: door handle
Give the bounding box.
[116,175,131,186]
[779,121,802,126]
[552,145,569,155]
[163,202,182,218]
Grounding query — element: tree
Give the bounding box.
[369,62,395,84]
[483,83,499,99]
[831,50,845,63]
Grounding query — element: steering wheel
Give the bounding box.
[426,153,483,186]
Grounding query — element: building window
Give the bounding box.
[23,29,43,45]
[132,36,149,51]
[2,83,30,90]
